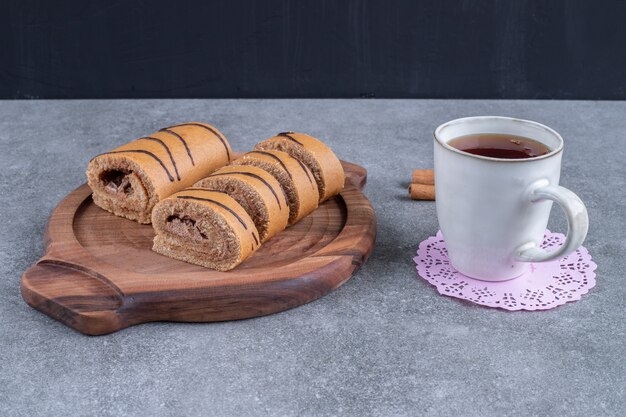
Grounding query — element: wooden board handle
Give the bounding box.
[341,161,367,190]
[21,261,125,335]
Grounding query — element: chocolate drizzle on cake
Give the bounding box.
[95,150,175,182]
[160,129,195,166]
[210,171,286,209]
[292,157,315,186]
[247,151,293,179]
[184,187,228,193]
[137,136,181,180]
[277,132,303,146]
[165,123,231,161]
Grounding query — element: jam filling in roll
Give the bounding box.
[87,122,232,223]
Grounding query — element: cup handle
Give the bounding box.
[515,179,589,263]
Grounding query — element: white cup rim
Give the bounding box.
[433,116,564,162]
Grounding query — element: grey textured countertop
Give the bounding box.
[1,99,625,417]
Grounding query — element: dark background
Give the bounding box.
[2,0,625,99]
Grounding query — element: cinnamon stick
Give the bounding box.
[408,183,435,200]
[411,169,435,185]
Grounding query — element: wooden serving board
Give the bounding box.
[21,161,376,335]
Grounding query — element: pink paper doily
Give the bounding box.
[413,230,597,311]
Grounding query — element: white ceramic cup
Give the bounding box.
[433,116,589,281]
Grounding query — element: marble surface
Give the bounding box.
[1,99,624,416]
